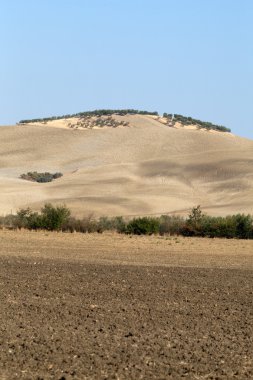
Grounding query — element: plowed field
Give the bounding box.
[0,231,252,379]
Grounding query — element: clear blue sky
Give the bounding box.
[1,0,253,138]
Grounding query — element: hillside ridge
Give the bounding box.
[18,109,231,133]
[0,112,252,217]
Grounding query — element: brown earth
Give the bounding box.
[0,231,253,379]
[1,114,253,217]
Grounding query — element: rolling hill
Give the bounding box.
[0,112,252,217]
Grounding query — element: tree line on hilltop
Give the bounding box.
[18,109,159,124]
[163,113,230,132]
[18,109,231,133]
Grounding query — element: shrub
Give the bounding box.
[180,205,205,236]
[163,113,231,132]
[231,214,253,239]
[1,203,252,239]
[187,205,204,231]
[40,204,70,231]
[126,217,160,235]
[62,214,98,233]
[52,172,63,179]
[12,208,42,229]
[20,171,63,183]
[97,216,127,233]
[158,215,184,235]
[112,216,127,233]
[180,207,253,239]
[0,214,18,229]
[15,204,70,231]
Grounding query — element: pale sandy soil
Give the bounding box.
[0,114,253,217]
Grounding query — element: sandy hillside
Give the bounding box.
[0,114,252,217]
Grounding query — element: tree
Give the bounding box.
[126,217,160,235]
[188,206,204,226]
[40,204,70,231]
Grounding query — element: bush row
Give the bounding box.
[20,172,63,183]
[1,204,252,239]
[19,110,158,124]
[19,110,231,133]
[163,113,231,132]
[180,206,253,239]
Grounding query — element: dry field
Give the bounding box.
[1,114,253,217]
[0,231,252,379]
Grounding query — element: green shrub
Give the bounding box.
[181,207,253,239]
[158,215,184,235]
[97,216,127,233]
[10,208,42,229]
[15,204,70,231]
[1,203,252,239]
[231,214,253,239]
[163,113,231,132]
[40,204,70,231]
[126,217,160,235]
[112,216,127,233]
[20,171,63,183]
[186,205,205,233]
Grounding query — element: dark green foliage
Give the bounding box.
[19,109,230,133]
[97,216,127,233]
[126,217,160,235]
[200,214,253,239]
[180,206,253,239]
[20,172,63,183]
[1,203,252,239]
[187,205,204,228]
[233,214,253,239]
[40,204,71,231]
[158,215,184,235]
[14,208,43,230]
[163,113,173,119]
[14,204,70,231]
[163,113,231,132]
[52,172,63,179]
[19,110,158,124]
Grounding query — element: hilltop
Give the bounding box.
[0,110,252,217]
[18,109,231,133]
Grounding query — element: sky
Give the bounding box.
[0,0,253,139]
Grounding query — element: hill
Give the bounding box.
[0,112,252,217]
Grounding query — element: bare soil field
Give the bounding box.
[0,231,253,379]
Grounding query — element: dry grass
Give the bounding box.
[0,230,253,270]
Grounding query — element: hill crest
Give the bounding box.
[18,109,231,133]
[0,112,252,217]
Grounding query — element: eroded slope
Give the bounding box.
[0,114,252,216]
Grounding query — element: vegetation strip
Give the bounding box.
[163,113,230,132]
[18,109,158,124]
[1,205,252,239]
[18,109,230,132]
[20,171,63,183]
